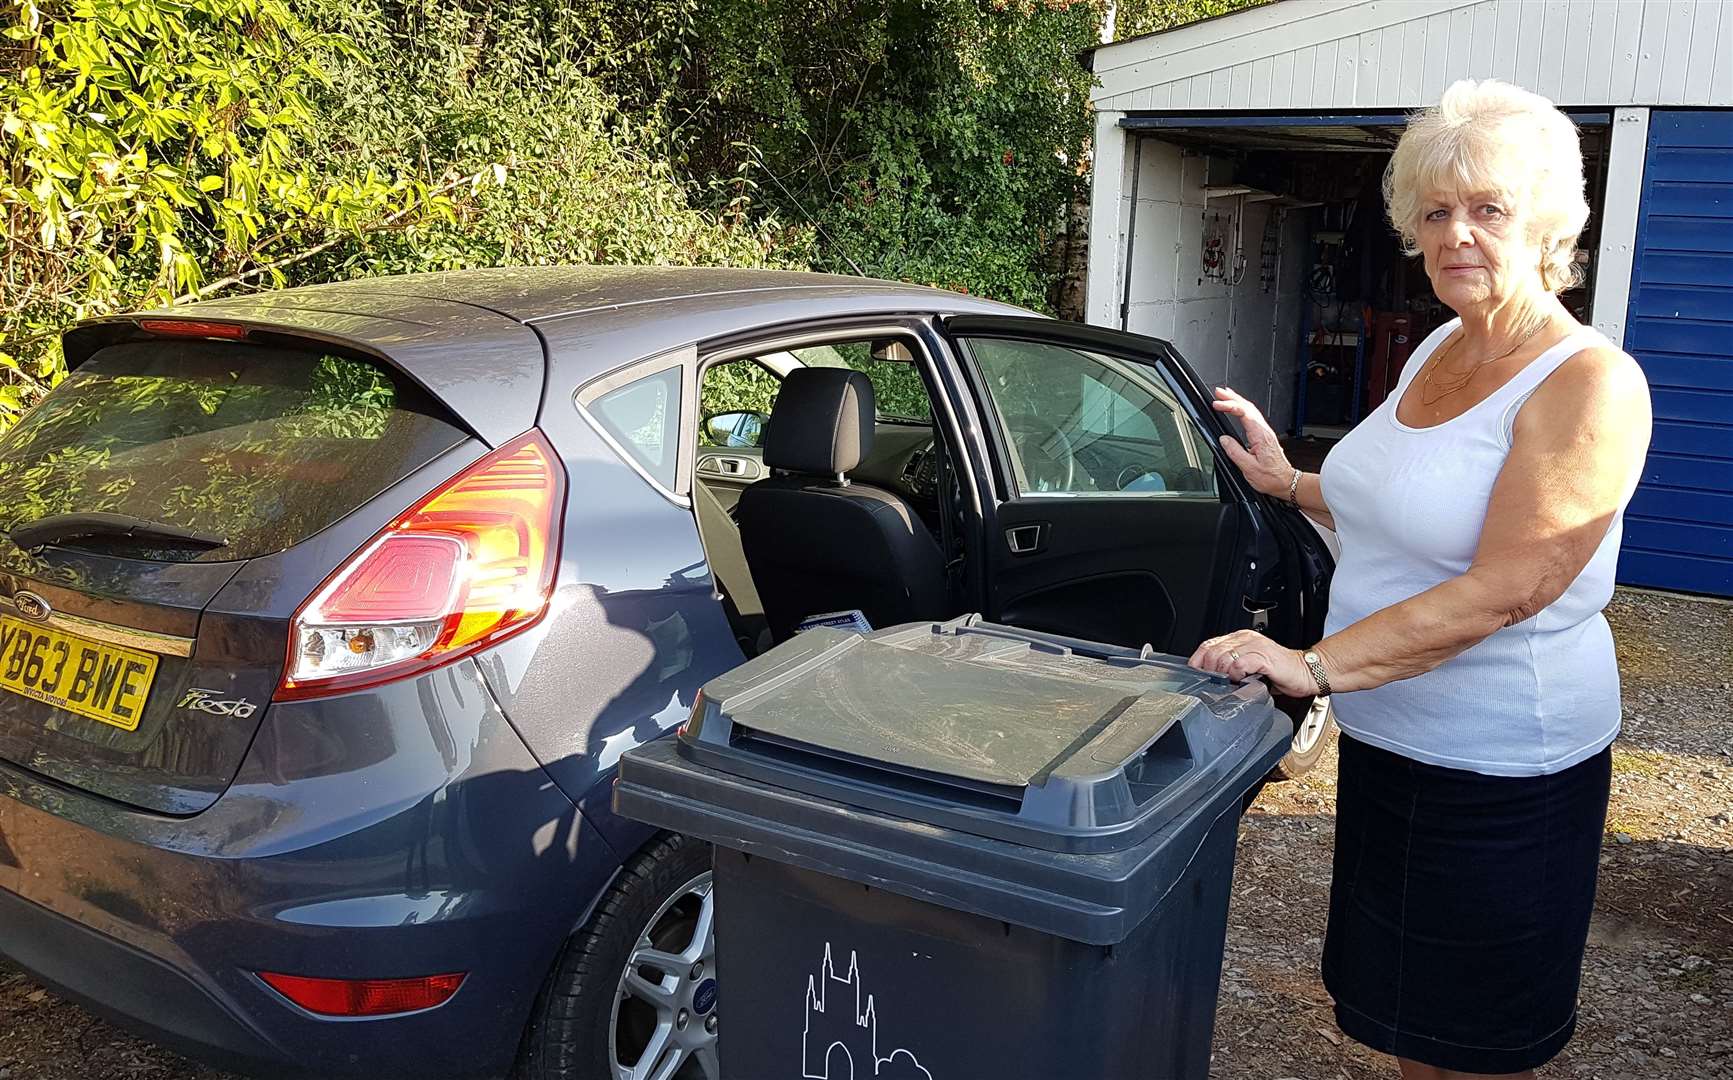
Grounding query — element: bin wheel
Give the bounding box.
[517,834,719,1080]
[1270,695,1336,780]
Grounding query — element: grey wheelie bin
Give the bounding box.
[615,617,1289,1080]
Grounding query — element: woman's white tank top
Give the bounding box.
[1319,318,1634,776]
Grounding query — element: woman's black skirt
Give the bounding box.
[1322,733,1612,1074]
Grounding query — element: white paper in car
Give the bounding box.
[794,610,873,635]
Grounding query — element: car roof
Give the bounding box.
[183,265,1030,328]
[67,267,1036,445]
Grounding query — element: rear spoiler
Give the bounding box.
[62,303,544,448]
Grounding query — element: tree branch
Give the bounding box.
[178,169,485,303]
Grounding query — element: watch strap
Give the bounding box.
[1304,650,1332,696]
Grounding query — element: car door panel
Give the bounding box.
[939,315,1301,657]
[993,496,1237,653]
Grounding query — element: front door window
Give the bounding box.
[962,338,1217,498]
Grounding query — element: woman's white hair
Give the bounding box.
[1384,79,1590,293]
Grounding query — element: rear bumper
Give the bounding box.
[0,660,622,1078]
[0,886,283,1070]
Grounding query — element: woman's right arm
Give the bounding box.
[1210,387,1336,530]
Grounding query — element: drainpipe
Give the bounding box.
[1119,135,1143,331]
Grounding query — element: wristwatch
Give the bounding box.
[1303,650,1332,696]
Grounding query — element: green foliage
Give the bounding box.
[846,361,929,421]
[286,0,799,281]
[1,0,803,436]
[289,355,395,439]
[572,0,1102,311]
[700,359,781,432]
[0,0,436,422]
[1112,0,1266,39]
[6,0,1182,447]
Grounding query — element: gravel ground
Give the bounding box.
[1,588,1728,1079]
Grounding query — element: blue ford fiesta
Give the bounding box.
[0,267,1332,1079]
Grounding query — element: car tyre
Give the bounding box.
[1270,695,1337,781]
[516,833,717,1080]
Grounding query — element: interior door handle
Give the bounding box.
[1006,524,1044,555]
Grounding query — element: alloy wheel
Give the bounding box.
[1291,694,1332,757]
[609,871,718,1080]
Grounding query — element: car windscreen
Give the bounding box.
[0,340,468,562]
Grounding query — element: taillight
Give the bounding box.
[259,971,466,1017]
[136,318,249,340]
[276,430,564,700]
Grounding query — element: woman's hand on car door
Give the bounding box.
[1211,387,1294,497]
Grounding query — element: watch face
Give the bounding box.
[1304,651,1320,663]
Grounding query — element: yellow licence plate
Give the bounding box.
[0,616,159,732]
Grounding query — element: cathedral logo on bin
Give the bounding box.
[802,943,932,1079]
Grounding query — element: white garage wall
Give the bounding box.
[1093,0,1732,113]
[1117,137,1294,425]
[1267,207,1310,433]
[1225,200,1281,407]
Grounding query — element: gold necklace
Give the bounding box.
[1420,317,1549,406]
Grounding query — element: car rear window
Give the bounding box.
[0,340,468,562]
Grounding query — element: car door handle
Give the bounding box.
[1006,524,1044,555]
[698,456,762,481]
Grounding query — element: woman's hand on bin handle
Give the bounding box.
[1189,630,1316,698]
[1212,387,1294,498]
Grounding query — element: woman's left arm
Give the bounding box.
[1311,346,1652,693]
[1192,346,1650,695]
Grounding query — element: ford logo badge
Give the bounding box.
[12,591,51,622]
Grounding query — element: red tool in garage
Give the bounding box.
[1363,311,1416,414]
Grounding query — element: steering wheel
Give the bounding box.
[1116,465,1169,492]
[1003,414,1076,492]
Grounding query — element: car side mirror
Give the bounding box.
[703,410,768,448]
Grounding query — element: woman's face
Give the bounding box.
[1416,190,1545,312]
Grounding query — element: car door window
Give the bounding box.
[586,365,682,489]
[963,338,1216,497]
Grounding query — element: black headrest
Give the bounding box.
[764,368,875,475]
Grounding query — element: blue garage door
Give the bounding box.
[1619,110,1733,597]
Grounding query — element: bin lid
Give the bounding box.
[669,618,1279,854]
[615,618,1290,945]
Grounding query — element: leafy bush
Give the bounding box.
[4,0,1255,440]
[570,0,1100,313]
[1,0,801,434]
[0,0,432,422]
[285,0,801,282]
[1113,0,1265,39]
[701,360,782,431]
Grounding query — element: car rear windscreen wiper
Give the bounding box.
[9,512,228,552]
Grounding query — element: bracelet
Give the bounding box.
[1286,467,1302,508]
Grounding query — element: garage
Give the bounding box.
[1084,0,1733,597]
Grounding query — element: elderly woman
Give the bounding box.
[1191,80,1652,1079]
